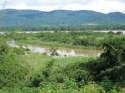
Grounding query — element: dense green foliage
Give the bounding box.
[0,32,125,93]
[1,9,125,31]
[2,25,125,31]
[5,31,124,49]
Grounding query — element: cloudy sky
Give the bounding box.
[0,0,125,13]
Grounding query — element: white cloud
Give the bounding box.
[82,0,125,13]
[1,0,125,13]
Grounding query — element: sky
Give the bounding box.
[0,0,125,13]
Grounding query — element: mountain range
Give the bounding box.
[0,9,125,27]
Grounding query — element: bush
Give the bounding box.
[0,87,38,93]
[80,83,106,93]
[0,44,31,88]
[64,62,94,86]
[39,79,78,93]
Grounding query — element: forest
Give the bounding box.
[0,31,125,93]
[1,25,125,31]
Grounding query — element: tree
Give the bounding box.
[0,44,30,88]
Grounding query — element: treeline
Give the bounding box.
[1,24,125,31]
[6,31,124,49]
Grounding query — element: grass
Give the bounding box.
[20,53,95,75]
[17,39,99,50]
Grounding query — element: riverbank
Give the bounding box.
[7,40,101,57]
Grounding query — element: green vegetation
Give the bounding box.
[1,9,125,31]
[4,31,123,49]
[0,31,125,93]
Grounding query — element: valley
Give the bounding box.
[0,30,125,93]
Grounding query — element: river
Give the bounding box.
[7,40,100,57]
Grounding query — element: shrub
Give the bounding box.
[39,79,78,93]
[80,83,106,93]
[0,87,38,93]
[0,44,31,88]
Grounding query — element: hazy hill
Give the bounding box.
[0,9,125,27]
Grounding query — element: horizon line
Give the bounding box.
[0,8,125,14]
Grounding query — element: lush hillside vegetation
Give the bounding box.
[1,9,125,31]
[0,31,125,93]
[5,31,124,49]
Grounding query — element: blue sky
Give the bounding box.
[0,0,125,13]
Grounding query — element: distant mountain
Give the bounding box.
[0,9,125,27]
